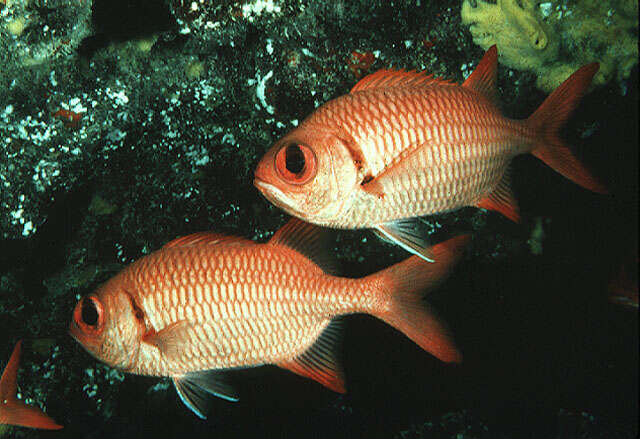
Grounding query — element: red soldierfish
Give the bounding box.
[69,219,468,419]
[0,341,63,430]
[254,46,605,261]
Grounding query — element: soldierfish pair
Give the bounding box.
[70,46,605,419]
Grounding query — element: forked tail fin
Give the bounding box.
[526,63,607,193]
[0,341,63,430]
[368,235,469,363]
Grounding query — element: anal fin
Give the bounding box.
[476,167,520,222]
[174,371,239,419]
[278,319,345,393]
[375,218,435,262]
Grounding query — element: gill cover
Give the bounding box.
[70,278,145,372]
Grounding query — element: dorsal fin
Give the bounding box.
[350,69,453,93]
[462,45,499,106]
[163,232,253,249]
[268,218,338,275]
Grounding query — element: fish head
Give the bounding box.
[254,126,359,224]
[69,274,145,371]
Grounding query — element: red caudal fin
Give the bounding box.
[526,63,607,193]
[0,341,63,430]
[369,236,470,363]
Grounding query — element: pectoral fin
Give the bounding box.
[359,143,426,200]
[375,218,435,262]
[173,371,239,419]
[143,321,192,360]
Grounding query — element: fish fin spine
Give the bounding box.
[369,236,470,363]
[526,63,607,193]
[278,319,345,393]
[163,233,253,249]
[476,166,520,222]
[268,218,339,275]
[375,220,435,262]
[350,69,454,93]
[462,45,499,107]
[173,371,239,419]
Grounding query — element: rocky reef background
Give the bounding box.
[0,1,637,438]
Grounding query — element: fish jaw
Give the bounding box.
[253,178,309,219]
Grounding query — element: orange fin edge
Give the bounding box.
[278,319,345,393]
[527,62,607,193]
[1,341,63,430]
[462,45,499,106]
[476,167,520,222]
[369,236,470,363]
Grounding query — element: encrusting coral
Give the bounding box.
[461,0,638,93]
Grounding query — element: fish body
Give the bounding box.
[70,220,467,418]
[254,46,605,260]
[0,341,63,430]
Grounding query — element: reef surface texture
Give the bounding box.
[461,0,639,92]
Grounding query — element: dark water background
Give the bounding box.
[0,1,637,438]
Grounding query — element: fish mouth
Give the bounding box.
[253,178,297,213]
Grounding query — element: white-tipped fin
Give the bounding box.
[173,371,239,419]
[375,218,436,262]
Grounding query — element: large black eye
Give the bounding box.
[275,142,317,184]
[285,144,305,174]
[81,298,99,326]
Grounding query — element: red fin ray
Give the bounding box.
[0,341,63,430]
[526,63,607,193]
[278,319,345,393]
[350,69,454,93]
[368,236,470,363]
[476,166,520,222]
[268,218,339,275]
[462,45,499,106]
[163,232,253,249]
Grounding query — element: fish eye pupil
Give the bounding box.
[285,144,305,175]
[81,299,99,326]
